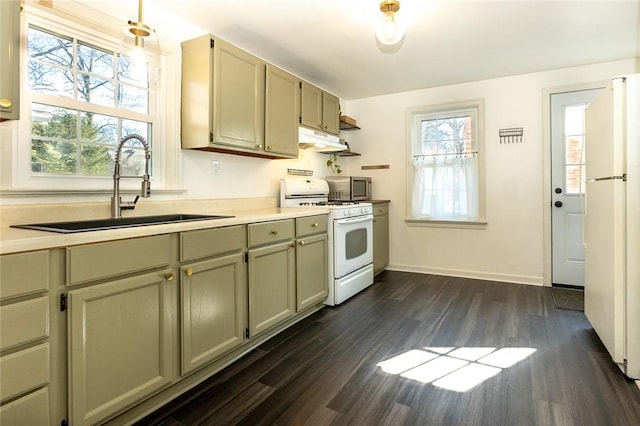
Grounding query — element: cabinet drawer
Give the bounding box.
[373,204,388,216]
[0,387,49,426]
[296,215,328,238]
[0,251,49,300]
[180,225,244,262]
[248,219,294,247]
[0,343,49,403]
[0,296,49,351]
[67,235,171,285]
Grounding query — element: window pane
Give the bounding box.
[80,112,118,145]
[77,42,114,79]
[32,104,78,140]
[122,119,150,141]
[565,105,586,135]
[28,27,73,68]
[28,62,74,98]
[565,136,584,165]
[566,165,585,194]
[32,139,78,174]
[80,144,113,175]
[118,83,148,113]
[117,55,148,85]
[77,73,115,106]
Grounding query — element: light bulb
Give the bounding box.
[376,12,404,45]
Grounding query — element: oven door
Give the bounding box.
[334,214,373,278]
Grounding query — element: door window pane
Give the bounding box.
[564,105,587,194]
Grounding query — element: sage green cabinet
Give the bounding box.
[373,202,390,275]
[0,250,51,426]
[67,270,175,426]
[0,0,20,121]
[295,215,328,311]
[181,35,265,155]
[247,220,296,337]
[264,64,300,158]
[66,236,174,426]
[300,81,340,135]
[179,226,246,375]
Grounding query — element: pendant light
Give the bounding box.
[121,0,159,85]
[375,0,405,46]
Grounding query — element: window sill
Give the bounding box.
[405,218,488,230]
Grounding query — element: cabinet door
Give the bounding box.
[0,0,20,120]
[248,241,295,337]
[373,212,389,275]
[213,38,265,151]
[300,81,323,131]
[181,253,245,375]
[265,64,299,157]
[296,233,328,311]
[68,271,174,426]
[322,91,340,135]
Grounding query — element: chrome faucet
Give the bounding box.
[111,134,151,218]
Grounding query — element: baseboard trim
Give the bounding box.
[386,263,544,286]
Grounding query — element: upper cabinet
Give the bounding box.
[181,35,299,159]
[300,81,340,135]
[0,0,20,121]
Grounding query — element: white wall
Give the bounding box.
[341,59,638,286]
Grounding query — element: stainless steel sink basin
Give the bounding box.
[12,214,235,233]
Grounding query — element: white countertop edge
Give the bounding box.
[0,207,330,255]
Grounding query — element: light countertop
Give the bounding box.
[0,207,329,255]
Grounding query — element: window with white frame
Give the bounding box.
[407,100,485,224]
[27,24,155,177]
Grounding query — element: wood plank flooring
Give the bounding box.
[136,271,640,425]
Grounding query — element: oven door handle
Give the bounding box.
[335,215,373,225]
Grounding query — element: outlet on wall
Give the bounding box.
[211,160,220,175]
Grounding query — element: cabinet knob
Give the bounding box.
[267,145,272,150]
[299,240,305,246]
[270,229,278,235]
[256,144,263,149]
[290,242,296,248]
[185,268,193,277]
[312,222,318,227]
[164,273,175,281]
[0,98,12,108]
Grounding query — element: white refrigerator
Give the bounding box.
[584,74,640,379]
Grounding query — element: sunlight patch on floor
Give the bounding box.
[376,347,537,392]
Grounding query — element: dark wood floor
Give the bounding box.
[137,271,640,425]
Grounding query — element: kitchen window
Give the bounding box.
[406,100,486,227]
[6,3,180,193]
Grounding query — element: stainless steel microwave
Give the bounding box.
[325,176,372,201]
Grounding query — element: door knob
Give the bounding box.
[555,187,562,194]
[554,201,563,208]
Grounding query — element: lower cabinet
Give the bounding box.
[295,215,328,311]
[180,252,245,375]
[248,240,296,337]
[67,270,175,426]
[373,202,390,275]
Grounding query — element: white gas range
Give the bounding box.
[280,177,374,306]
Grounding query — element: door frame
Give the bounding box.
[541,81,608,287]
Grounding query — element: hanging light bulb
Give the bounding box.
[121,0,159,86]
[375,0,405,46]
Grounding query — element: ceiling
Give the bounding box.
[88,0,640,100]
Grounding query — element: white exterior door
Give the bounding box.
[551,89,603,286]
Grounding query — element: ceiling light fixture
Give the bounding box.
[375,0,405,46]
[121,0,159,84]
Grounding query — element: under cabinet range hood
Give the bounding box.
[298,127,346,152]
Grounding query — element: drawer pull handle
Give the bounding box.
[185,268,193,277]
[270,229,278,235]
[164,273,175,281]
[0,98,12,108]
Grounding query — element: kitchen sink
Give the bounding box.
[12,214,235,234]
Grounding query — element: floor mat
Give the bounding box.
[551,287,584,311]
